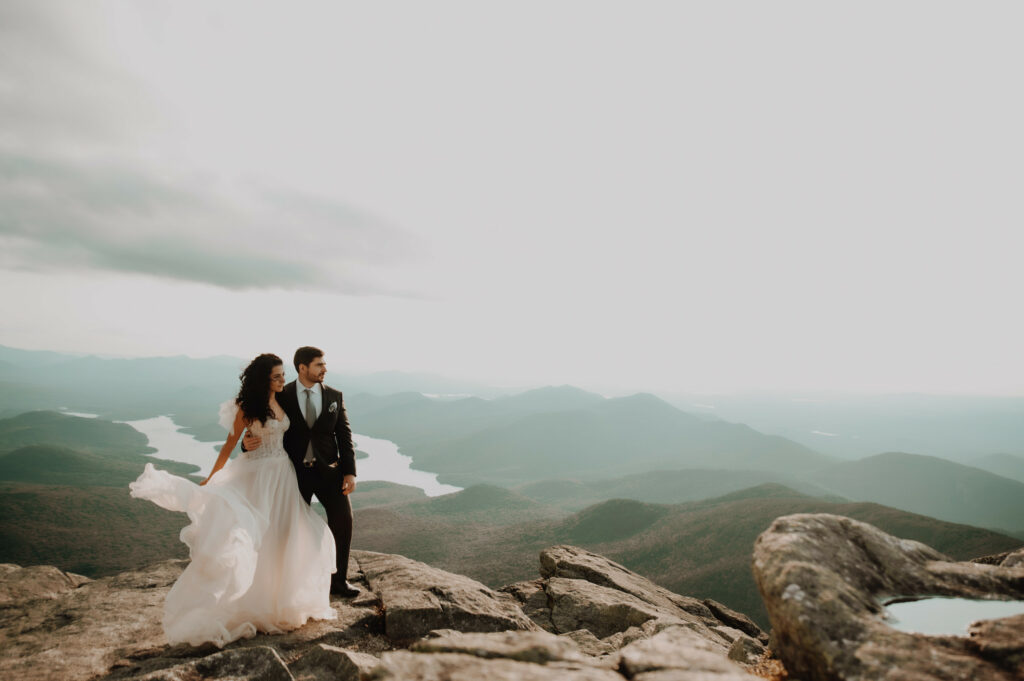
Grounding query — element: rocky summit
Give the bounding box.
[753,513,1024,681]
[0,546,769,681]
[7,518,1022,681]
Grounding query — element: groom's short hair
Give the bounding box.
[294,346,323,370]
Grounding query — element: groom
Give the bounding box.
[243,346,359,597]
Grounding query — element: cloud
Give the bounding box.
[0,2,156,153]
[0,152,420,293]
[0,2,423,295]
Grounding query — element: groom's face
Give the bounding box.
[300,356,327,384]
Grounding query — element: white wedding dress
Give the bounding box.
[129,405,336,647]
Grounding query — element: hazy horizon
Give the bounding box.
[2,2,1022,395]
[3,342,1023,400]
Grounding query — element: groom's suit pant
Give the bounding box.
[296,466,353,583]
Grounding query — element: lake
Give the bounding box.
[121,414,461,497]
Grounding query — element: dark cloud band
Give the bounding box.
[0,152,418,294]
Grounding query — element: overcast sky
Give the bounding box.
[1,1,1021,394]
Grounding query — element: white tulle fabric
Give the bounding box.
[129,406,336,647]
[217,398,240,432]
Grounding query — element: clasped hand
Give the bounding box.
[243,431,354,495]
[242,431,262,450]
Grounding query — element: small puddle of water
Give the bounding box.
[884,597,1024,636]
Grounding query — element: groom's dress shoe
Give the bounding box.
[331,581,360,598]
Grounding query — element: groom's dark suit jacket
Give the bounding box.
[278,380,357,477]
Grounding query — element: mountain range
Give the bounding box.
[345,388,1024,534]
[5,343,1022,466]
[347,387,831,486]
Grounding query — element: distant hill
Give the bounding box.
[0,411,151,455]
[0,410,199,576]
[350,389,829,486]
[0,444,198,487]
[807,452,1024,533]
[969,452,1024,484]
[512,468,843,511]
[349,481,428,510]
[560,498,670,543]
[388,484,566,525]
[319,369,511,399]
[0,411,198,482]
[490,385,608,415]
[0,482,187,576]
[345,386,609,450]
[354,483,1022,628]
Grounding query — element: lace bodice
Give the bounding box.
[240,414,290,460]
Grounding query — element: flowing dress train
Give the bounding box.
[129,407,336,646]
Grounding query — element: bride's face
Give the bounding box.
[269,365,286,394]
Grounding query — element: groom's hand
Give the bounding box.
[342,475,356,495]
[242,431,262,450]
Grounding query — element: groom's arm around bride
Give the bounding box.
[244,346,361,596]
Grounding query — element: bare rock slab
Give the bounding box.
[0,564,91,606]
[631,671,754,681]
[132,646,292,680]
[545,577,672,639]
[500,579,554,632]
[559,628,617,656]
[753,513,1024,681]
[967,613,1024,679]
[701,599,766,644]
[540,546,716,620]
[1001,549,1024,568]
[412,629,589,665]
[355,550,537,641]
[618,625,751,679]
[521,546,764,659]
[289,643,379,681]
[0,559,184,681]
[0,557,381,681]
[368,650,624,681]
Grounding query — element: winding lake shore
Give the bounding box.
[121,413,460,496]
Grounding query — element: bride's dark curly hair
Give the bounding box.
[235,353,283,425]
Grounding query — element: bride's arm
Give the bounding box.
[201,408,247,486]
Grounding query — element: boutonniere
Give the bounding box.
[328,401,338,414]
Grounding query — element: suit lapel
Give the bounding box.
[312,385,333,430]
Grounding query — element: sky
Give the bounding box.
[1,1,1022,395]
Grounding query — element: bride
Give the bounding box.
[130,353,336,647]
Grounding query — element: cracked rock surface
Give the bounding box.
[1,546,766,681]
